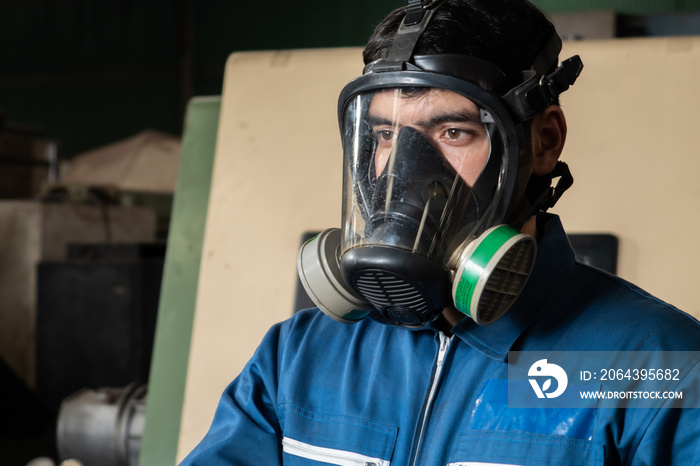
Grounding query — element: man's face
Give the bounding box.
[368,88,491,186]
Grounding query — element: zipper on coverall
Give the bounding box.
[410,331,452,466]
[282,436,390,465]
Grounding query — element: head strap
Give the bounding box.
[364,4,584,123]
[503,33,584,121]
[370,0,445,73]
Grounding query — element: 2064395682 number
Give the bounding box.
[600,368,680,381]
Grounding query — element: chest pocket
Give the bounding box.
[447,430,604,466]
[280,403,398,466]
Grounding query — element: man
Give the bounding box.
[180,0,700,464]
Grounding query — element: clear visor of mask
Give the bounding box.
[340,87,511,270]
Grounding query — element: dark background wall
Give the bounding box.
[2,0,700,160]
[0,0,404,159]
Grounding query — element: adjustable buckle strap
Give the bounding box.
[531,32,563,76]
[404,0,427,26]
[366,0,445,73]
[529,161,574,214]
[544,160,574,210]
[513,161,574,229]
[503,55,584,121]
[542,56,584,104]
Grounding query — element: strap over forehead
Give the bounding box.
[361,0,584,122]
[369,0,446,73]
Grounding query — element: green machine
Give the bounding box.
[138,96,220,466]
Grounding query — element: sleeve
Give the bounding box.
[178,322,285,465]
[631,405,700,465]
[630,360,700,465]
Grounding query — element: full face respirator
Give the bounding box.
[297,0,582,328]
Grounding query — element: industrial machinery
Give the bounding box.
[56,383,146,466]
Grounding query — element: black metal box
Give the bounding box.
[36,243,164,413]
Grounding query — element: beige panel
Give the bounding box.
[179,38,700,460]
[557,37,700,317]
[178,48,363,460]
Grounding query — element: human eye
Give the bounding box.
[437,126,477,145]
[373,126,396,145]
[445,128,471,139]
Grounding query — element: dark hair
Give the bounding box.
[363,0,557,89]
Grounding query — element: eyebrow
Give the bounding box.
[368,116,394,127]
[418,111,482,128]
[368,110,482,129]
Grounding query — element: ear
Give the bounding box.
[530,105,567,176]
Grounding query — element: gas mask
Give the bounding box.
[297,0,582,328]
